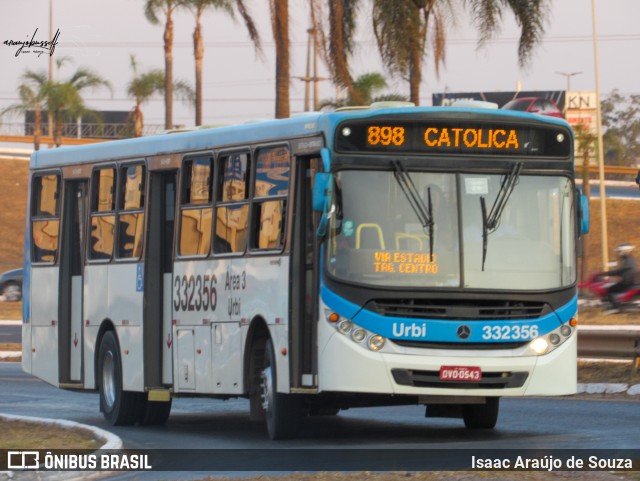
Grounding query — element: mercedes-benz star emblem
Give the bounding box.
[457,325,471,340]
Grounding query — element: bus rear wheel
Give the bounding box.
[462,397,500,429]
[98,331,144,426]
[261,339,301,440]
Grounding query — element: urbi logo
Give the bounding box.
[392,322,427,338]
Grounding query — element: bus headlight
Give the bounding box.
[530,337,549,354]
[337,320,353,335]
[326,309,387,352]
[527,320,575,356]
[560,324,572,337]
[351,328,366,343]
[368,335,385,351]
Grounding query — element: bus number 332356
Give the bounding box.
[482,324,539,341]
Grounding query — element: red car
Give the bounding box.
[501,97,564,118]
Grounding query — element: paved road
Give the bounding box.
[0,321,20,344]
[1,362,638,452]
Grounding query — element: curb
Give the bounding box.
[0,413,122,450]
[0,413,122,481]
[577,383,640,396]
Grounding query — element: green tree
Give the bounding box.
[601,89,640,167]
[127,56,165,137]
[145,0,187,129]
[44,59,112,147]
[573,122,597,199]
[128,55,195,137]
[1,70,48,150]
[372,0,549,105]
[184,0,261,126]
[320,72,407,109]
[372,0,448,106]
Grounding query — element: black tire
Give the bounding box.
[462,397,500,429]
[249,341,266,422]
[261,339,301,440]
[98,331,144,426]
[138,398,172,426]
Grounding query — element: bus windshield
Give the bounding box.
[326,169,576,291]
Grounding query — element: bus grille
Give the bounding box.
[390,340,529,350]
[391,369,528,389]
[365,299,547,321]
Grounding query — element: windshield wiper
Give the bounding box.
[480,162,524,271]
[391,160,434,258]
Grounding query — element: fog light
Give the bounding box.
[560,325,572,337]
[337,320,353,334]
[530,337,549,354]
[351,328,366,342]
[549,333,561,345]
[368,335,385,351]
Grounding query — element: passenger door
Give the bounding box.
[59,179,88,385]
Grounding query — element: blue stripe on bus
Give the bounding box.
[320,283,577,343]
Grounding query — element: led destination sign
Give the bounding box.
[336,121,571,157]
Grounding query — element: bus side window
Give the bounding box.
[31,173,61,263]
[89,167,116,260]
[215,152,250,254]
[117,164,146,259]
[179,157,213,256]
[251,145,290,250]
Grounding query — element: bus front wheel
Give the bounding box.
[261,339,301,440]
[462,397,500,429]
[98,331,143,426]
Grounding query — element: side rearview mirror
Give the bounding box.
[312,172,332,212]
[576,189,590,236]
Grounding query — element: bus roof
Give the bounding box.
[30,106,570,170]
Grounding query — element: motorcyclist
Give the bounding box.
[598,243,638,311]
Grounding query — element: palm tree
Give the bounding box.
[320,72,407,109]
[1,70,48,150]
[574,122,597,199]
[184,0,261,126]
[372,0,550,105]
[127,55,195,137]
[127,56,165,137]
[372,0,450,106]
[326,0,361,101]
[267,0,290,118]
[145,0,187,129]
[45,61,112,146]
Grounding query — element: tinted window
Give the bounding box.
[32,173,61,263]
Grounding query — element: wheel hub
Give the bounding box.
[260,366,274,414]
[102,351,116,409]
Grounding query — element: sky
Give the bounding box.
[1,0,639,132]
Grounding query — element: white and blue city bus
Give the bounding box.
[22,103,587,439]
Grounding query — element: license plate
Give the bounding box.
[439,366,482,382]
